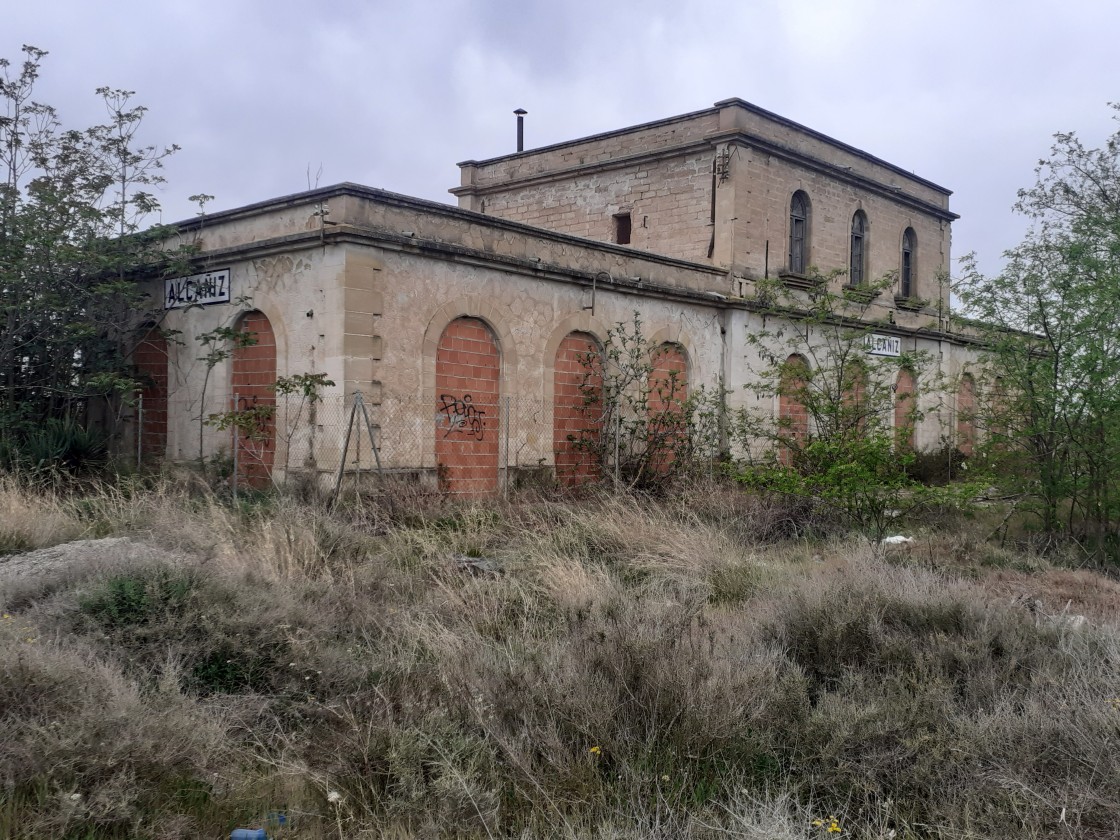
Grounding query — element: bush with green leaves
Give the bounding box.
[570,312,726,489]
[957,105,1120,556]
[732,271,975,540]
[1,46,192,467]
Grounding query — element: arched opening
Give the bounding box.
[647,343,689,474]
[134,326,168,460]
[778,354,810,466]
[901,228,917,298]
[894,368,916,450]
[788,191,810,275]
[957,374,976,456]
[231,310,277,486]
[850,210,868,287]
[842,361,869,436]
[553,331,601,486]
[435,317,500,495]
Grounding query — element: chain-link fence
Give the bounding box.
[136,391,559,495]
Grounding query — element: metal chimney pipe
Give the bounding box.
[514,108,527,152]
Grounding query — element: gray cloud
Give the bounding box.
[6,0,1118,278]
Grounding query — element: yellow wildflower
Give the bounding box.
[588,746,601,755]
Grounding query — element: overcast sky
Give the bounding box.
[6,0,1119,279]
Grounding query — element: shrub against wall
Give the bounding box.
[568,313,725,489]
[0,46,191,464]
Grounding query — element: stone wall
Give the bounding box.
[144,184,981,483]
[470,150,715,264]
[453,99,956,321]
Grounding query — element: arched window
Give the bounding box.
[789,191,809,275]
[901,228,916,298]
[850,211,868,286]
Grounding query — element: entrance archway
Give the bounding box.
[231,310,277,486]
[778,354,810,466]
[134,326,168,460]
[435,317,500,494]
[553,331,601,485]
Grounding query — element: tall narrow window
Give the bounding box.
[789,191,809,274]
[901,228,916,298]
[613,212,632,245]
[850,211,867,286]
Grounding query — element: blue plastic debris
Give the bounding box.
[230,829,267,840]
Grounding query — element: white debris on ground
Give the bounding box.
[879,535,915,546]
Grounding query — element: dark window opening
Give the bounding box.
[901,228,916,298]
[789,191,808,274]
[614,213,632,245]
[850,211,867,286]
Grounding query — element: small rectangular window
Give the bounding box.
[614,213,631,245]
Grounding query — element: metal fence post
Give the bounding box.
[232,392,239,502]
[136,392,143,467]
[614,411,621,487]
[356,392,385,478]
[332,392,360,504]
[503,396,511,498]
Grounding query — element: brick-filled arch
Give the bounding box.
[647,343,689,474]
[231,310,277,486]
[778,354,810,466]
[957,374,976,456]
[895,369,916,450]
[134,326,168,460]
[436,317,500,495]
[553,331,601,486]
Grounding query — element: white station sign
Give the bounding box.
[864,333,902,357]
[165,268,231,309]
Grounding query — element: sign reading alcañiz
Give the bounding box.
[864,333,901,357]
[165,269,231,309]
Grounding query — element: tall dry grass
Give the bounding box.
[0,473,1117,838]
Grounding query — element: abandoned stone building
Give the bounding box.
[134,98,981,492]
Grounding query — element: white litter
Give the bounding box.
[879,535,915,545]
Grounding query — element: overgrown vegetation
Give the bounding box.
[570,313,726,489]
[0,46,190,464]
[959,105,1120,557]
[729,272,978,544]
[1,474,1117,839]
[5,44,1120,840]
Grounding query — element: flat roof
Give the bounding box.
[458,97,952,197]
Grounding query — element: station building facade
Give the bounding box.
[134,99,982,492]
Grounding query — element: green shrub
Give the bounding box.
[0,418,108,475]
[79,568,197,629]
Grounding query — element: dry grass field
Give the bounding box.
[1,473,1117,839]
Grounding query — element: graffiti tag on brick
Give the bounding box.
[438,394,486,440]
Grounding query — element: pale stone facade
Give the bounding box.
[455,99,956,329]
[138,101,983,488]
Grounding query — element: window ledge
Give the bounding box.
[842,284,880,304]
[894,294,928,312]
[778,271,822,291]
